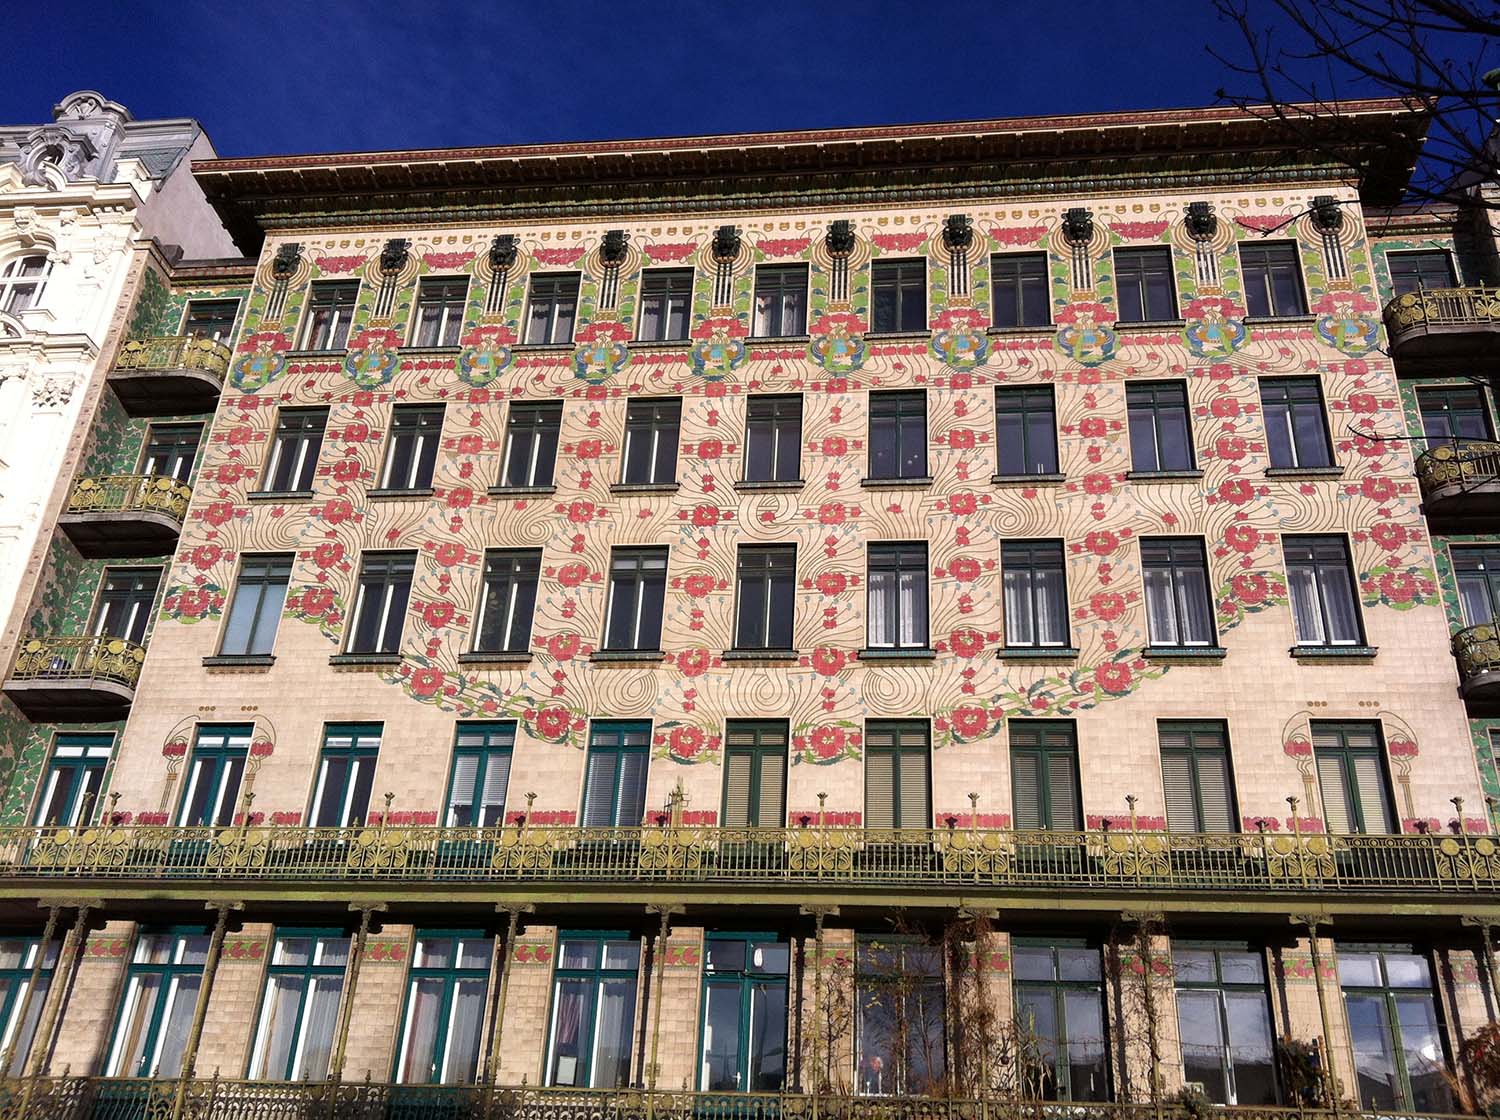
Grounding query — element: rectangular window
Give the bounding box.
[1418,386,1492,443]
[1240,242,1307,318]
[1012,942,1109,1101]
[300,282,358,351]
[262,408,328,494]
[394,933,492,1084]
[637,269,692,342]
[743,395,802,483]
[856,939,945,1095]
[1159,722,1236,832]
[734,545,796,651]
[177,724,251,827]
[181,299,240,343]
[500,401,562,488]
[995,387,1059,476]
[1141,538,1216,648]
[1173,945,1278,1105]
[309,724,380,829]
[0,256,48,314]
[867,543,928,650]
[105,931,211,1077]
[868,390,927,480]
[752,265,808,337]
[247,932,350,1081]
[410,278,468,347]
[92,567,161,646]
[1128,381,1195,472]
[700,934,790,1092]
[620,398,681,485]
[0,938,57,1074]
[1009,721,1081,830]
[474,550,540,654]
[220,553,292,657]
[1339,947,1453,1112]
[1388,251,1456,295]
[1454,546,1500,627]
[1284,536,1363,647]
[604,548,667,652]
[140,423,202,482]
[346,552,415,654]
[446,723,513,828]
[1314,723,1394,835]
[33,734,112,827]
[545,933,641,1088]
[722,721,787,829]
[1260,379,1333,469]
[870,259,927,333]
[1002,540,1069,648]
[380,405,444,491]
[581,721,650,828]
[525,273,580,344]
[863,721,930,831]
[1114,248,1176,322]
[991,252,1050,328]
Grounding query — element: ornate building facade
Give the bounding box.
[0,99,1493,1118]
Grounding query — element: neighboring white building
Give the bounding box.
[0,91,238,659]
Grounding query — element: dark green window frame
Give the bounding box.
[1418,385,1493,444]
[0,936,58,1074]
[1387,250,1456,295]
[1313,722,1395,835]
[392,930,493,1085]
[139,422,202,482]
[1172,942,1279,1105]
[545,930,641,1089]
[1455,545,1500,627]
[995,386,1058,476]
[444,722,513,828]
[1159,721,1237,833]
[178,724,251,827]
[699,932,790,1092]
[855,936,946,1096]
[581,721,650,828]
[863,720,931,831]
[1338,944,1454,1113]
[310,723,380,828]
[1010,721,1082,831]
[104,927,211,1078]
[722,721,788,829]
[220,553,293,657]
[33,732,113,827]
[263,408,328,494]
[247,928,350,1081]
[1127,381,1195,472]
[1012,939,1109,1101]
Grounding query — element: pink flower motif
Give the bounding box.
[315,255,367,274]
[1237,214,1289,233]
[645,242,696,263]
[757,236,812,257]
[690,315,749,341]
[1283,737,1312,758]
[1387,738,1419,759]
[988,225,1048,247]
[162,740,188,759]
[872,232,927,253]
[675,648,711,677]
[249,739,274,758]
[1109,220,1168,239]
[808,647,848,676]
[533,246,587,266]
[422,251,474,271]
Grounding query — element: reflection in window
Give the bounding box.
[701,935,788,1091]
[1339,947,1453,1113]
[1174,945,1278,1104]
[546,934,640,1088]
[856,939,945,1095]
[1012,942,1108,1100]
[395,933,492,1084]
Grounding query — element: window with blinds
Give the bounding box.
[1313,723,1394,835]
[1158,722,1236,832]
[864,722,930,830]
[581,722,651,828]
[1009,722,1081,830]
[446,723,514,827]
[722,721,787,829]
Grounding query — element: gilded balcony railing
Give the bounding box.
[0,1077,1476,1120]
[1384,285,1500,339]
[7,635,146,691]
[1415,439,1500,501]
[1,821,1497,893]
[66,473,192,521]
[111,335,230,377]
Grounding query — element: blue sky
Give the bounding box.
[7,1,1255,157]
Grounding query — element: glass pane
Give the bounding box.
[1345,993,1401,1110]
[749,982,787,1091]
[251,975,306,1078]
[1384,953,1431,988]
[701,983,742,1090]
[442,977,487,1082]
[1064,989,1108,1100]
[1177,990,1229,1103]
[1338,951,1383,987]
[152,974,201,1077]
[593,976,635,1088]
[1395,993,1453,1112]
[602,941,639,970]
[298,975,342,1080]
[1015,988,1059,1098]
[751,942,790,974]
[1012,946,1054,982]
[1173,949,1215,983]
[399,977,445,1083]
[548,978,590,1086]
[1058,948,1101,981]
[1225,990,1278,1105]
[1219,951,1265,985]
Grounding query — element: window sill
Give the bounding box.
[457,652,534,666]
[734,480,805,492]
[1143,646,1228,661]
[247,489,313,502]
[861,476,933,489]
[609,483,680,495]
[285,348,348,360]
[400,345,461,357]
[721,648,800,662]
[748,334,811,345]
[629,337,691,349]
[511,342,574,353]
[367,487,435,499]
[329,653,401,667]
[1264,466,1344,479]
[590,649,665,663]
[1114,319,1187,331]
[1245,315,1317,327]
[858,647,937,661]
[1290,645,1378,661]
[202,654,276,669]
[992,472,1065,486]
[1125,470,1203,482]
[865,330,932,341]
[488,485,557,498]
[987,324,1054,336]
[999,647,1079,661]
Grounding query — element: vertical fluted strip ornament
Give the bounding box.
[645,901,683,1120]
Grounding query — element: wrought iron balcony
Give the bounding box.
[57,473,192,557]
[0,820,1495,900]
[1,634,145,720]
[1413,440,1500,524]
[1453,624,1500,707]
[1384,286,1500,364]
[108,335,229,415]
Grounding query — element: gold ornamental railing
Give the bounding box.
[4,821,1499,893]
[0,1078,1477,1120]
[1454,624,1500,684]
[1384,285,1500,339]
[1414,439,1500,499]
[112,335,230,377]
[66,473,192,521]
[7,635,145,691]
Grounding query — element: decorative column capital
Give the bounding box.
[1120,909,1165,926]
[1462,914,1500,930]
[1290,912,1333,932]
[798,904,840,920]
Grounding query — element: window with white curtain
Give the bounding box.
[106,932,211,1077]
[752,266,808,337]
[1141,538,1215,648]
[637,270,693,341]
[867,543,928,650]
[545,934,640,1088]
[1002,540,1069,648]
[410,278,468,347]
[0,938,57,1074]
[247,933,349,1080]
[1455,547,1500,627]
[394,934,492,1084]
[1283,536,1363,647]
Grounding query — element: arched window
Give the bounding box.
[0,256,50,314]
